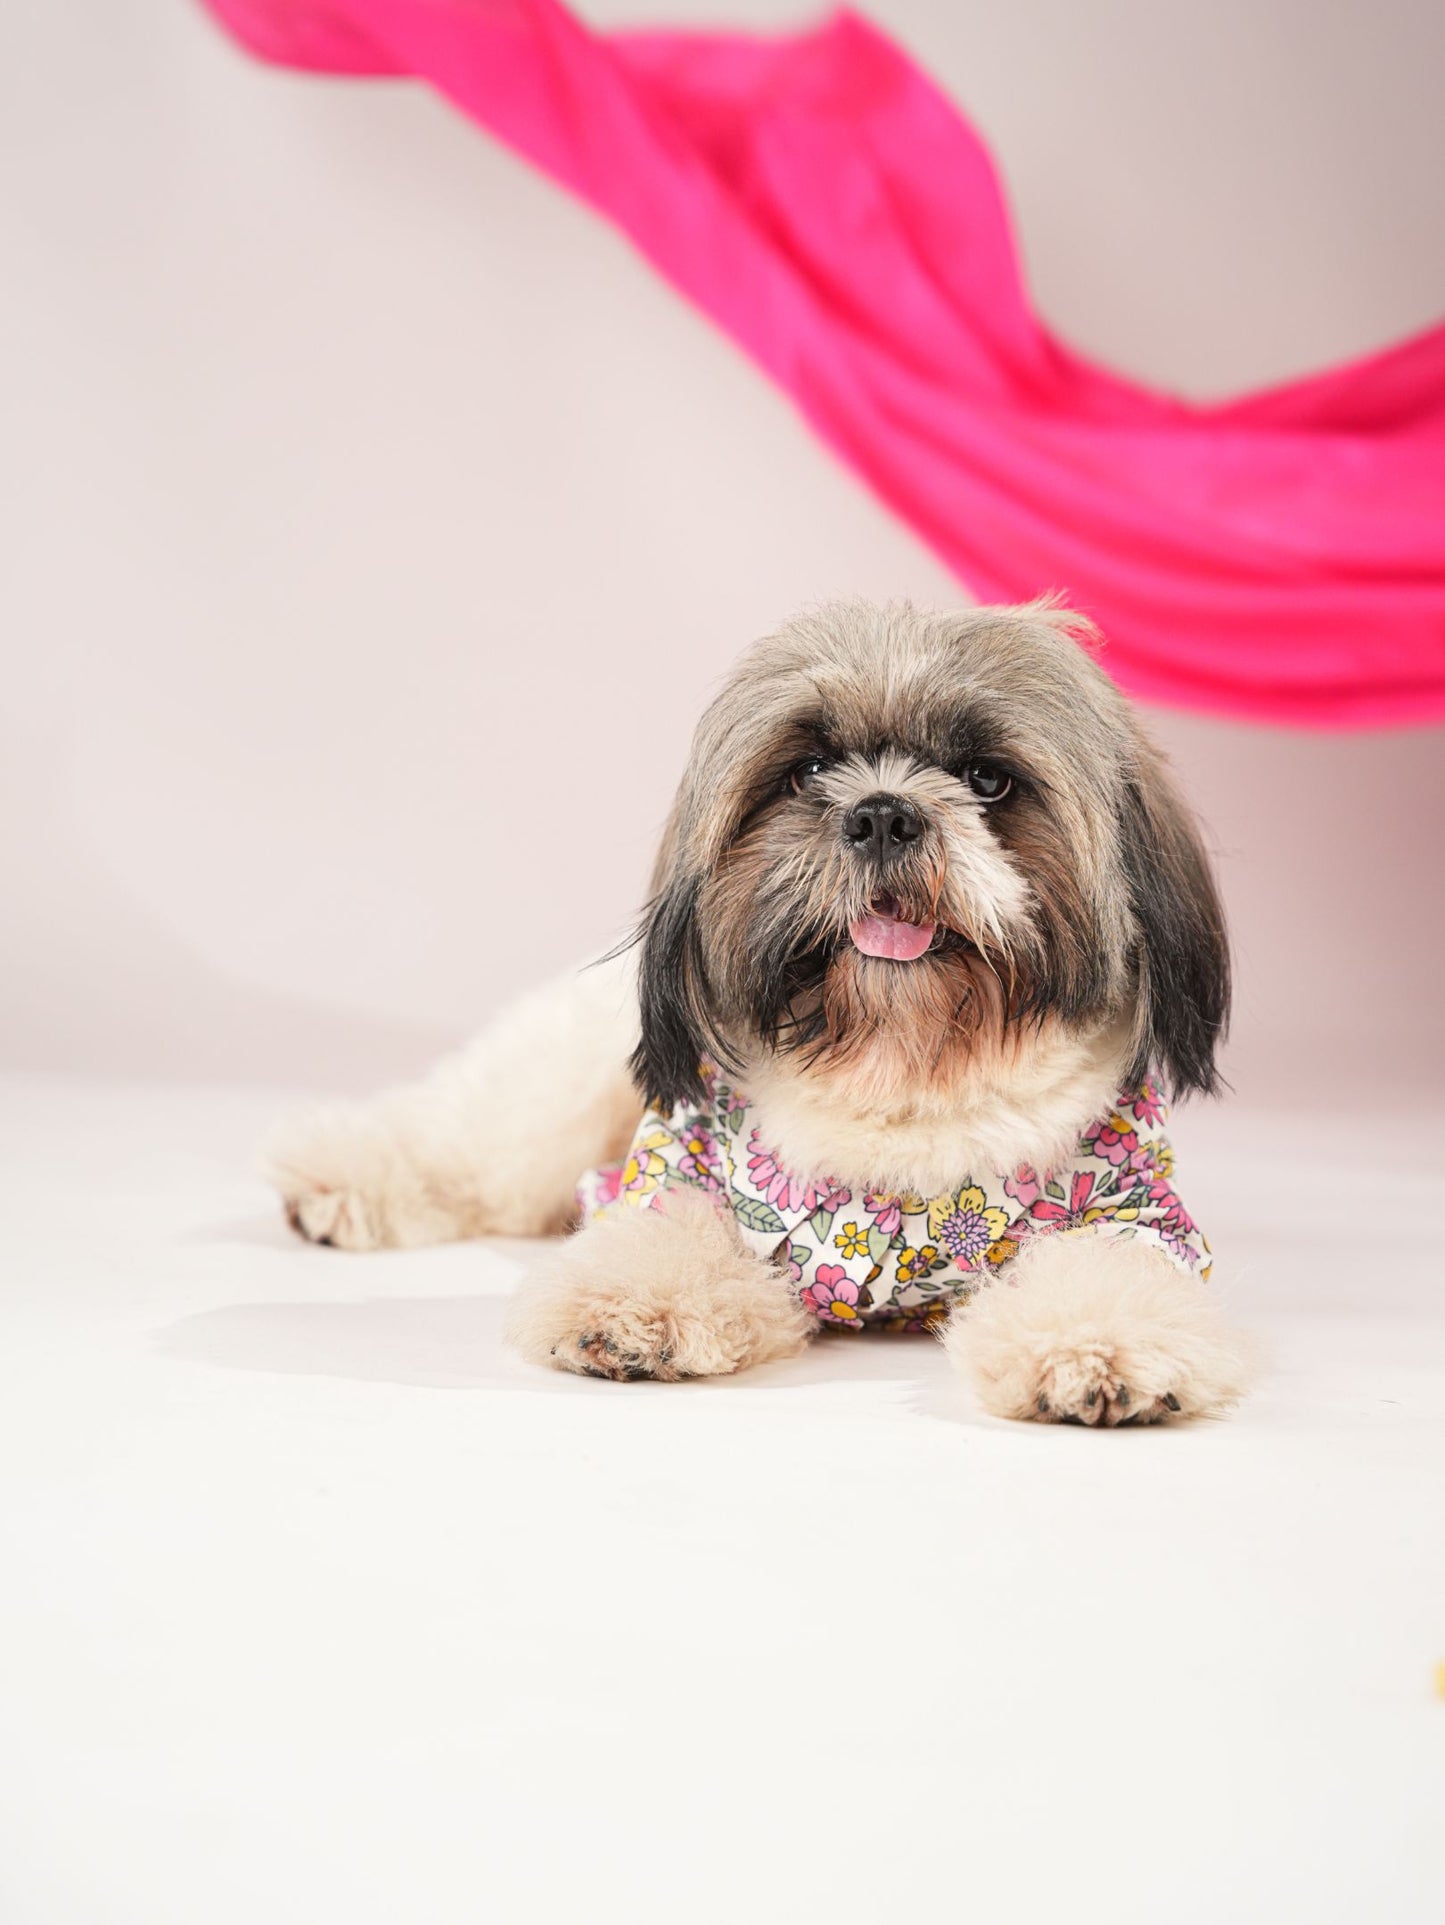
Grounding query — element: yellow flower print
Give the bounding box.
[927,1184,1010,1269]
[1082,1202,1139,1227]
[620,1128,673,1199]
[894,1242,940,1284]
[833,1221,869,1259]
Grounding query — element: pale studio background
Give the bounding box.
[5,0,1445,1104]
[4,11,1445,1924]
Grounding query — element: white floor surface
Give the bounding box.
[2,1073,1442,1923]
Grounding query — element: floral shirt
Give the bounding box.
[579,1067,1210,1332]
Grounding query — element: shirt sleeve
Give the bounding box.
[1079,1087,1212,1279]
[1013,1083,1212,1281]
[579,1097,731,1222]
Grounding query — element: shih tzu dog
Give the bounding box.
[268,600,1254,1425]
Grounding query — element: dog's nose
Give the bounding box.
[842,793,922,862]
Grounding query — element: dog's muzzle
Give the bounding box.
[841,792,922,868]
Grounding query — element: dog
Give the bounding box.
[267,600,1255,1425]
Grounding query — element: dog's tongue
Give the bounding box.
[849,896,936,962]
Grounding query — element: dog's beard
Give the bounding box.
[777,935,1015,1095]
[719,875,1028,1108]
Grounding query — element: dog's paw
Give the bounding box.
[281,1185,368,1251]
[943,1231,1258,1427]
[263,1105,463,1252]
[555,1318,696,1384]
[277,1183,431,1252]
[1026,1340,1182,1427]
[506,1189,813,1382]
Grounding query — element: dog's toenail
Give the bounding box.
[658,1347,673,1365]
[1116,1385,1130,1406]
[601,1337,618,1355]
[1037,1394,1049,1412]
[1060,1414,1084,1426]
[316,1235,334,1248]
[577,1334,593,1350]
[1085,1389,1098,1406]
[623,1367,652,1381]
[1163,1391,1182,1412]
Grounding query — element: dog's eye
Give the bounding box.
[790,756,830,793]
[965,763,1012,802]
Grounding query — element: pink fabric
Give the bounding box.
[200,0,1445,727]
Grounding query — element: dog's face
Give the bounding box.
[632,601,1229,1113]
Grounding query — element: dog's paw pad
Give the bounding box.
[1034,1347,1184,1427]
[282,1187,373,1251]
[556,1324,684,1383]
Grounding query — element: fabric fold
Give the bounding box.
[199,0,1445,728]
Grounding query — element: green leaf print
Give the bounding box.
[733,1195,789,1238]
[866,1225,895,1267]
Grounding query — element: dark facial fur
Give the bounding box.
[631,601,1230,1111]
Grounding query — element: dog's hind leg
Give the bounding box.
[264,953,643,1250]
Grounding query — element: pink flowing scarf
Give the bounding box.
[200,0,1445,728]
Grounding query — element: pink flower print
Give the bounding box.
[1121,1142,1162,1182]
[678,1124,723,1194]
[1087,1111,1140,1167]
[1003,1164,1043,1209]
[1147,1180,1198,1245]
[1168,1201,1198,1239]
[594,1164,623,1207]
[746,1131,811,1215]
[800,1264,863,1326]
[1129,1082,1166,1128]
[804,1176,853,1215]
[1030,1169,1116,1229]
[1149,1189,1205,1267]
[1140,1171,1172,1206]
[863,1191,903,1235]
[620,1129,673,1198]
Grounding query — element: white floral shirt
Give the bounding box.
[579,1067,1210,1331]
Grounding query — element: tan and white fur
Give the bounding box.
[266,601,1256,1425]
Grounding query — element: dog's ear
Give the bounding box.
[628,870,720,1110]
[1119,750,1231,1098]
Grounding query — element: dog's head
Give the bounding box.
[631,601,1229,1113]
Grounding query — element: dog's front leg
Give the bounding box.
[944,1233,1257,1425]
[506,1188,814,1382]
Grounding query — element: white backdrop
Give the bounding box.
[5,21,1445,1916]
[5,0,1444,1100]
